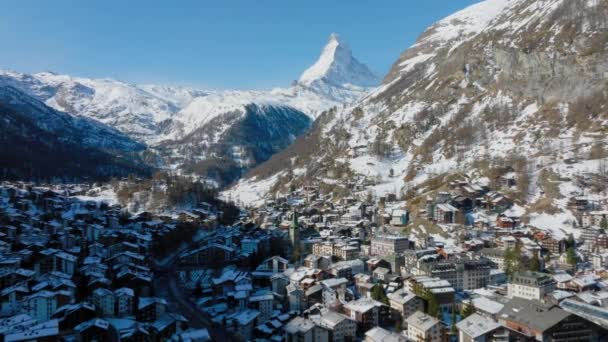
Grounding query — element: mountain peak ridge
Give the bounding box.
[298,33,379,88]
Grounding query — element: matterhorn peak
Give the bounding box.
[298,33,379,88]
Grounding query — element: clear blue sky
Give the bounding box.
[1,1,479,89]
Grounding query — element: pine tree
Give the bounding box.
[461,299,475,318]
[567,234,576,249]
[504,248,520,277]
[600,217,608,232]
[74,272,90,302]
[450,302,458,334]
[426,292,441,318]
[371,284,389,305]
[290,247,301,264]
[192,281,203,297]
[528,253,541,272]
[395,319,403,332]
[566,247,577,266]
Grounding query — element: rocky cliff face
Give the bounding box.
[227,0,608,235]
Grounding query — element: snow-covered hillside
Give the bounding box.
[0,85,148,179]
[226,0,608,237]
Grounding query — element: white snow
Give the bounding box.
[299,33,379,88]
[0,33,377,145]
[398,53,436,73]
[417,0,512,50]
[221,173,284,207]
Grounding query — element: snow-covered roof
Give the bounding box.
[472,296,504,315]
[456,313,501,338]
[406,311,440,331]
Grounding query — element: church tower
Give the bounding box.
[289,210,301,263]
[289,210,299,247]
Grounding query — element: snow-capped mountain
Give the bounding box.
[0,33,377,145]
[295,33,379,104]
[300,33,379,88]
[0,70,183,141]
[226,0,608,237]
[0,33,378,183]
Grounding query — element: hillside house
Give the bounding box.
[434,203,458,224]
[390,209,409,226]
[495,173,516,189]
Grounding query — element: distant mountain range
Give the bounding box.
[0,33,379,183]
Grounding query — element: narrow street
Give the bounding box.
[152,246,235,341]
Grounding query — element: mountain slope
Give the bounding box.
[157,104,311,185]
[226,0,608,237]
[0,86,149,180]
[0,33,378,184]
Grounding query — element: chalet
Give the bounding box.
[460,183,489,199]
[0,284,29,314]
[406,311,447,342]
[484,193,513,213]
[568,197,590,212]
[106,319,151,341]
[309,311,357,341]
[343,297,388,332]
[75,318,118,342]
[107,251,145,266]
[495,173,516,189]
[390,209,409,226]
[230,309,259,341]
[52,302,96,330]
[480,248,506,271]
[498,298,600,341]
[212,269,251,296]
[596,234,608,249]
[177,211,200,223]
[433,203,458,224]
[456,313,504,342]
[150,314,182,341]
[496,215,515,229]
[436,192,451,204]
[365,327,406,342]
[451,195,473,211]
[367,257,391,272]
[136,297,167,322]
[541,237,567,255]
[179,244,235,266]
[581,211,608,228]
[3,318,60,342]
[387,288,424,322]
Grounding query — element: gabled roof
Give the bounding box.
[406,311,441,331]
[498,297,570,333]
[75,318,110,332]
[457,313,501,338]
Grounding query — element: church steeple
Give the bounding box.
[292,210,299,228]
[289,210,299,244]
[289,210,301,263]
